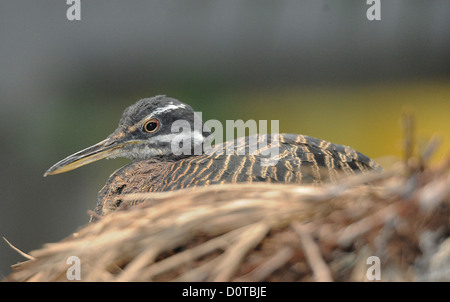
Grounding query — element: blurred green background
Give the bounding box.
[0,1,449,277]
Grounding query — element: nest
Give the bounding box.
[5,115,450,281]
[5,153,449,282]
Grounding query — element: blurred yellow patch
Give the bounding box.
[230,79,450,167]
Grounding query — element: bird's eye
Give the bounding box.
[143,118,160,133]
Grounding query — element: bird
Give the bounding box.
[44,95,382,218]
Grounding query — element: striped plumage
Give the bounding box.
[96,133,381,216]
[43,96,382,219]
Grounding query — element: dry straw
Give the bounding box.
[5,117,450,282]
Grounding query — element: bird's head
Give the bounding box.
[44,96,209,176]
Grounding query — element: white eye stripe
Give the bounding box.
[151,103,187,116]
[136,103,187,129]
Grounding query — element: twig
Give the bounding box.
[2,237,35,261]
[174,256,223,282]
[420,135,441,165]
[233,247,295,282]
[211,222,271,281]
[141,226,246,280]
[87,210,103,221]
[336,204,398,247]
[401,112,415,168]
[291,222,333,282]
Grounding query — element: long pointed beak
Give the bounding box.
[44,138,131,177]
